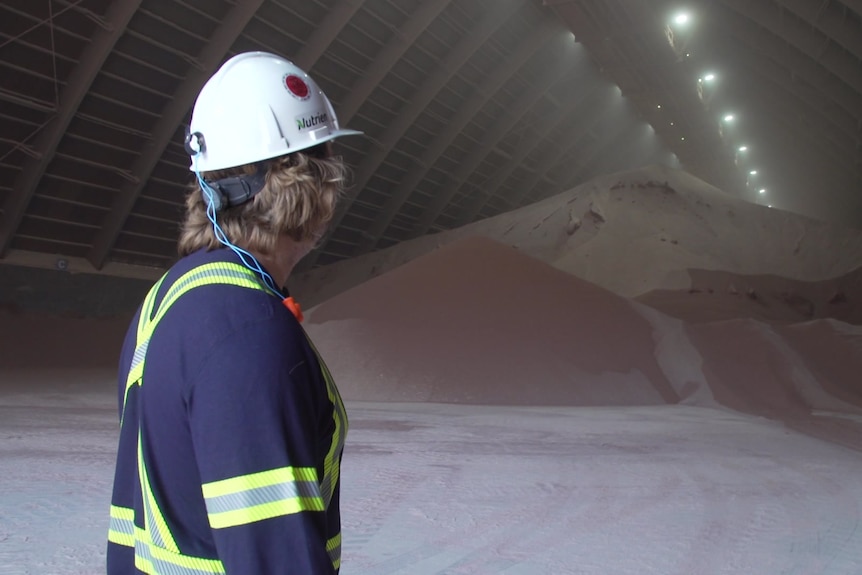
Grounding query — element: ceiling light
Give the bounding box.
[724,114,735,122]
[759,189,766,194]
[738,146,748,152]
[768,205,773,208]
[657,104,662,109]
[703,73,716,82]
[750,170,758,175]
[674,12,690,26]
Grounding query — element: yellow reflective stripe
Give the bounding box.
[201,466,319,497]
[327,532,342,570]
[111,503,135,520]
[202,467,324,529]
[121,274,165,419]
[137,273,166,341]
[109,510,227,574]
[150,263,270,327]
[108,505,135,547]
[305,336,348,508]
[138,430,179,553]
[133,527,225,575]
[122,264,270,422]
[206,497,325,529]
[108,529,134,547]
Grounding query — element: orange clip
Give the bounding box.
[282,296,304,323]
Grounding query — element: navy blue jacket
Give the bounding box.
[107,248,347,574]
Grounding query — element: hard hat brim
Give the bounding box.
[188,129,364,172]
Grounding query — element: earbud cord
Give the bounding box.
[193,157,285,300]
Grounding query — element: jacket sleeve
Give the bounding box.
[187,316,335,574]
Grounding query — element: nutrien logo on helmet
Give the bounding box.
[284,74,310,100]
[296,112,329,131]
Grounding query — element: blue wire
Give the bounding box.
[193,157,285,300]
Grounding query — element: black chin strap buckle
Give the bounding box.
[207,167,268,210]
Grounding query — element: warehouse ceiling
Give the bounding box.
[0,0,860,279]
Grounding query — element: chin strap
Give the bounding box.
[283,296,304,323]
[206,168,268,211]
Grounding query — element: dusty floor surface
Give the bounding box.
[2,372,861,575]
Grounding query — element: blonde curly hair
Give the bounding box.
[178,144,348,257]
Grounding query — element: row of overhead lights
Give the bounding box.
[661,10,774,208]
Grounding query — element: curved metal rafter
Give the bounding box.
[718,31,861,173]
[718,10,862,126]
[88,0,269,268]
[760,116,856,185]
[740,111,859,219]
[552,0,734,194]
[447,82,603,227]
[773,0,862,63]
[294,0,369,70]
[727,81,859,185]
[585,122,652,182]
[552,121,640,198]
[410,41,588,236]
[749,79,860,176]
[337,0,453,124]
[0,0,143,257]
[836,0,862,17]
[306,0,523,267]
[724,41,860,151]
[354,17,563,255]
[719,0,862,98]
[500,86,622,213]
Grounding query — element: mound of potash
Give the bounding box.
[635,267,862,325]
[303,236,685,406]
[291,164,862,311]
[682,317,862,449]
[304,235,862,448]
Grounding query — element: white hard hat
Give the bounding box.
[186,51,362,172]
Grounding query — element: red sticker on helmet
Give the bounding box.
[285,74,310,99]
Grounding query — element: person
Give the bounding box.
[106,51,362,574]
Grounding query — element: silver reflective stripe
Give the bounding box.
[109,505,135,547]
[203,480,322,515]
[130,338,149,373]
[327,532,342,569]
[170,266,256,294]
[135,537,225,575]
[109,514,134,540]
[144,493,169,549]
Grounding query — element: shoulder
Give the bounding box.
[147,250,310,377]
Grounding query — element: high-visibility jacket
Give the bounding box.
[107,248,347,574]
